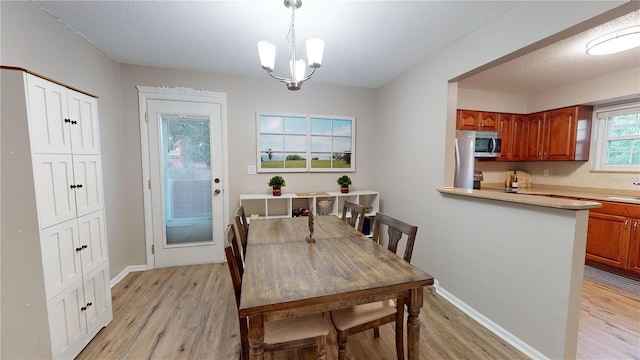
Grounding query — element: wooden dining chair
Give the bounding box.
[224,224,330,360]
[341,200,365,233]
[330,212,418,360]
[234,205,249,256]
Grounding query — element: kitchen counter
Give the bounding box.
[437,186,603,210]
[479,183,640,205]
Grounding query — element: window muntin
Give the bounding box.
[257,113,355,172]
[592,102,640,172]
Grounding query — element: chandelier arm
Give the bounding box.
[265,69,291,83]
[301,67,317,82]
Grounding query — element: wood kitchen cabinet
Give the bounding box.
[585,200,640,278]
[456,110,498,131]
[524,105,593,161]
[497,113,526,161]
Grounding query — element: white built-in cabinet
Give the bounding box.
[240,190,380,235]
[0,68,112,360]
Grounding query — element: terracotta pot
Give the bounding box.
[341,185,349,193]
[272,187,282,196]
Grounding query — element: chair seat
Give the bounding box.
[264,313,330,345]
[330,300,396,331]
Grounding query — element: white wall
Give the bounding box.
[0,1,132,282]
[374,1,628,358]
[118,65,378,264]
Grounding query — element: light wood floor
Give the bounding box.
[77,263,639,360]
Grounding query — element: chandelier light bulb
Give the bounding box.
[586,25,640,55]
[306,38,325,68]
[257,41,276,72]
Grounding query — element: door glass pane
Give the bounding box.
[162,115,212,245]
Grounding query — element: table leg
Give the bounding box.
[407,287,424,359]
[248,314,265,360]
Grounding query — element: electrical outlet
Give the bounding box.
[543,168,549,177]
[247,165,256,175]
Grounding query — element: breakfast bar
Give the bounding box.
[436,187,602,359]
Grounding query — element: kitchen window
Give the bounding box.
[591,101,640,172]
[257,113,355,173]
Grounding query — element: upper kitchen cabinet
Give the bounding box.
[524,105,593,161]
[456,110,498,131]
[497,113,526,162]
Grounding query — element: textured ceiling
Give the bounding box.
[459,9,640,95]
[33,1,639,92]
[34,0,514,89]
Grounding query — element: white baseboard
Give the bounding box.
[434,280,547,360]
[110,265,147,288]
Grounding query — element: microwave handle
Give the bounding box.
[489,137,496,153]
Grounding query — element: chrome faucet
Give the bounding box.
[634,181,640,185]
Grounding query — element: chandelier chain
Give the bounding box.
[286,6,296,49]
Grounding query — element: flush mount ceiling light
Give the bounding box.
[586,25,640,55]
[257,0,324,90]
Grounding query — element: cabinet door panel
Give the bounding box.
[544,107,576,160]
[525,113,544,161]
[511,115,527,161]
[68,90,100,155]
[33,154,76,228]
[73,155,104,217]
[78,210,108,274]
[628,219,640,275]
[41,219,82,299]
[457,110,480,130]
[586,212,630,269]
[497,114,512,161]
[480,112,498,130]
[26,74,72,154]
[48,284,86,359]
[83,264,113,334]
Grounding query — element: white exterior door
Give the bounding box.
[146,99,225,267]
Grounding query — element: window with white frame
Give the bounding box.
[257,113,355,172]
[591,101,640,172]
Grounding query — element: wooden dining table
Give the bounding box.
[239,215,434,359]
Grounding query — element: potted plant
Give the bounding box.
[268,175,286,196]
[337,175,352,193]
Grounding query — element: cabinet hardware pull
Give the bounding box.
[624,219,629,229]
[64,118,71,123]
[80,306,87,311]
[82,244,88,249]
[75,247,82,252]
[634,221,638,232]
[76,184,83,188]
[70,184,76,189]
[71,120,77,124]
[87,302,93,307]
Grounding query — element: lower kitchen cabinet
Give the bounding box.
[585,200,640,278]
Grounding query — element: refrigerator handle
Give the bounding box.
[455,138,460,180]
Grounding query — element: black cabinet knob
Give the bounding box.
[64,119,71,123]
[82,244,88,249]
[70,185,76,189]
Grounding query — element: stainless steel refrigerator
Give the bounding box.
[454,130,476,189]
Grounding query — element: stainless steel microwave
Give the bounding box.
[474,130,501,157]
